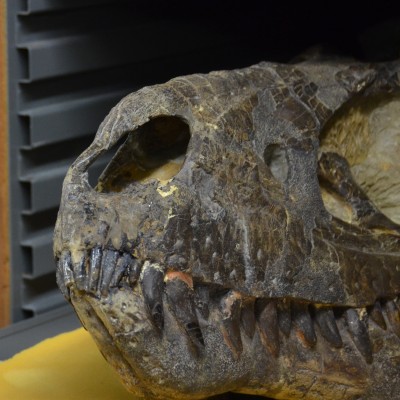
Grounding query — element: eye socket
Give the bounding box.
[90,116,190,193]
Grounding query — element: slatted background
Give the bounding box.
[6,0,278,323]
[4,0,400,326]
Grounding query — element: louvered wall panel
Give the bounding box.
[21,288,68,315]
[19,0,122,15]
[18,22,226,83]
[21,229,54,279]
[6,0,261,322]
[19,90,128,147]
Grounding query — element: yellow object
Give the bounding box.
[0,328,138,400]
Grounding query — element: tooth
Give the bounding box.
[140,262,164,331]
[314,307,343,348]
[56,252,74,300]
[73,251,87,291]
[56,264,69,300]
[99,249,120,295]
[194,284,210,321]
[109,253,134,289]
[185,322,204,346]
[368,301,387,330]
[219,290,243,358]
[256,299,279,357]
[384,299,400,338]
[128,257,141,285]
[88,247,102,293]
[59,252,74,287]
[240,298,256,339]
[292,303,317,347]
[165,272,204,347]
[345,308,373,364]
[277,298,292,337]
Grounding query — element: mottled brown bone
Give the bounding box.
[54,59,400,399]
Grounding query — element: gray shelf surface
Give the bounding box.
[0,306,81,360]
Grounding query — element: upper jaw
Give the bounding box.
[55,163,400,311]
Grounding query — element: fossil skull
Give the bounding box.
[54,60,400,399]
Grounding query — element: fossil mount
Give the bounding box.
[54,59,400,399]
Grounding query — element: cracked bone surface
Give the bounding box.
[54,59,400,399]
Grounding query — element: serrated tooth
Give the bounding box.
[219,291,243,358]
[292,303,316,347]
[368,301,387,330]
[240,298,256,339]
[140,262,164,331]
[277,298,292,337]
[345,308,373,364]
[384,299,400,338]
[256,299,279,357]
[315,307,343,348]
[165,272,204,348]
[88,246,102,293]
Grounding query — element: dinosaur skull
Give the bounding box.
[54,60,400,399]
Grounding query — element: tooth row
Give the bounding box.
[57,249,400,364]
[56,248,139,299]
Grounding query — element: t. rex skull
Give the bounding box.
[54,59,400,399]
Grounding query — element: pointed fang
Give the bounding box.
[240,298,256,339]
[292,303,317,347]
[256,299,280,358]
[73,252,87,291]
[315,307,343,348]
[108,253,134,289]
[194,284,210,321]
[140,262,164,331]
[98,249,120,295]
[88,246,102,293]
[165,272,204,347]
[368,301,387,331]
[277,299,292,337]
[345,308,373,364]
[56,252,74,300]
[219,291,243,358]
[385,299,400,338]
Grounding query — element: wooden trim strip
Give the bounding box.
[0,0,10,327]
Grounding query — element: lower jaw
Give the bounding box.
[58,249,400,399]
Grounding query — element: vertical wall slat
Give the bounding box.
[0,0,10,328]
